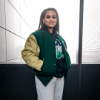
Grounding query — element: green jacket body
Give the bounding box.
[21,28,71,86]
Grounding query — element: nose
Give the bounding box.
[50,17,53,21]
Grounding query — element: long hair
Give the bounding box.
[38,8,59,33]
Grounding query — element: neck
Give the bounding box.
[48,28,53,33]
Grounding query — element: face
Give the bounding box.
[43,10,57,28]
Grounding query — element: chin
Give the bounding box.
[48,25,56,28]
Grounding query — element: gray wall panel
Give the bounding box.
[23,0,40,31]
[82,0,100,64]
[7,59,22,62]
[21,39,26,63]
[6,31,21,60]
[21,59,25,63]
[5,0,20,36]
[8,0,20,13]
[0,0,34,63]
[21,38,26,51]
[0,28,6,61]
[20,0,34,30]
[21,18,32,39]
[0,0,5,27]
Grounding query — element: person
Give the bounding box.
[21,8,71,100]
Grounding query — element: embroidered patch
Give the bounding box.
[55,39,64,59]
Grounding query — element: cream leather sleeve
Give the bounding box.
[21,34,43,71]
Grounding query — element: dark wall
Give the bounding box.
[0,64,100,100]
[63,65,78,100]
[0,64,37,100]
[81,64,100,100]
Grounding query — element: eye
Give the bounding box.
[53,16,56,19]
[46,16,50,19]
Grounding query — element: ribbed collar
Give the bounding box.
[43,27,58,40]
[44,26,56,35]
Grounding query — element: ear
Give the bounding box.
[43,19,44,23]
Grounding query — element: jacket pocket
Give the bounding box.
[34,57,55,76]
[41,58,55,76]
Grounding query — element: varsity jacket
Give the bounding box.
[21,28,71,86]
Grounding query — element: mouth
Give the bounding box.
[49,22,54,24]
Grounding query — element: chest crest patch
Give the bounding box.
[55,39,64,59]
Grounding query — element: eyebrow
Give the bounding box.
[46,15,56,16]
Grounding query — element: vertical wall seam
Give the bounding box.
[4,0,7,62]
[77,0,84,100]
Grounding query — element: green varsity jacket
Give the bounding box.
[21,27,71,86]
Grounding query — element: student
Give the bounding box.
[21,8,71,100]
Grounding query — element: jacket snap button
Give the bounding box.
[54,64,56,65]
